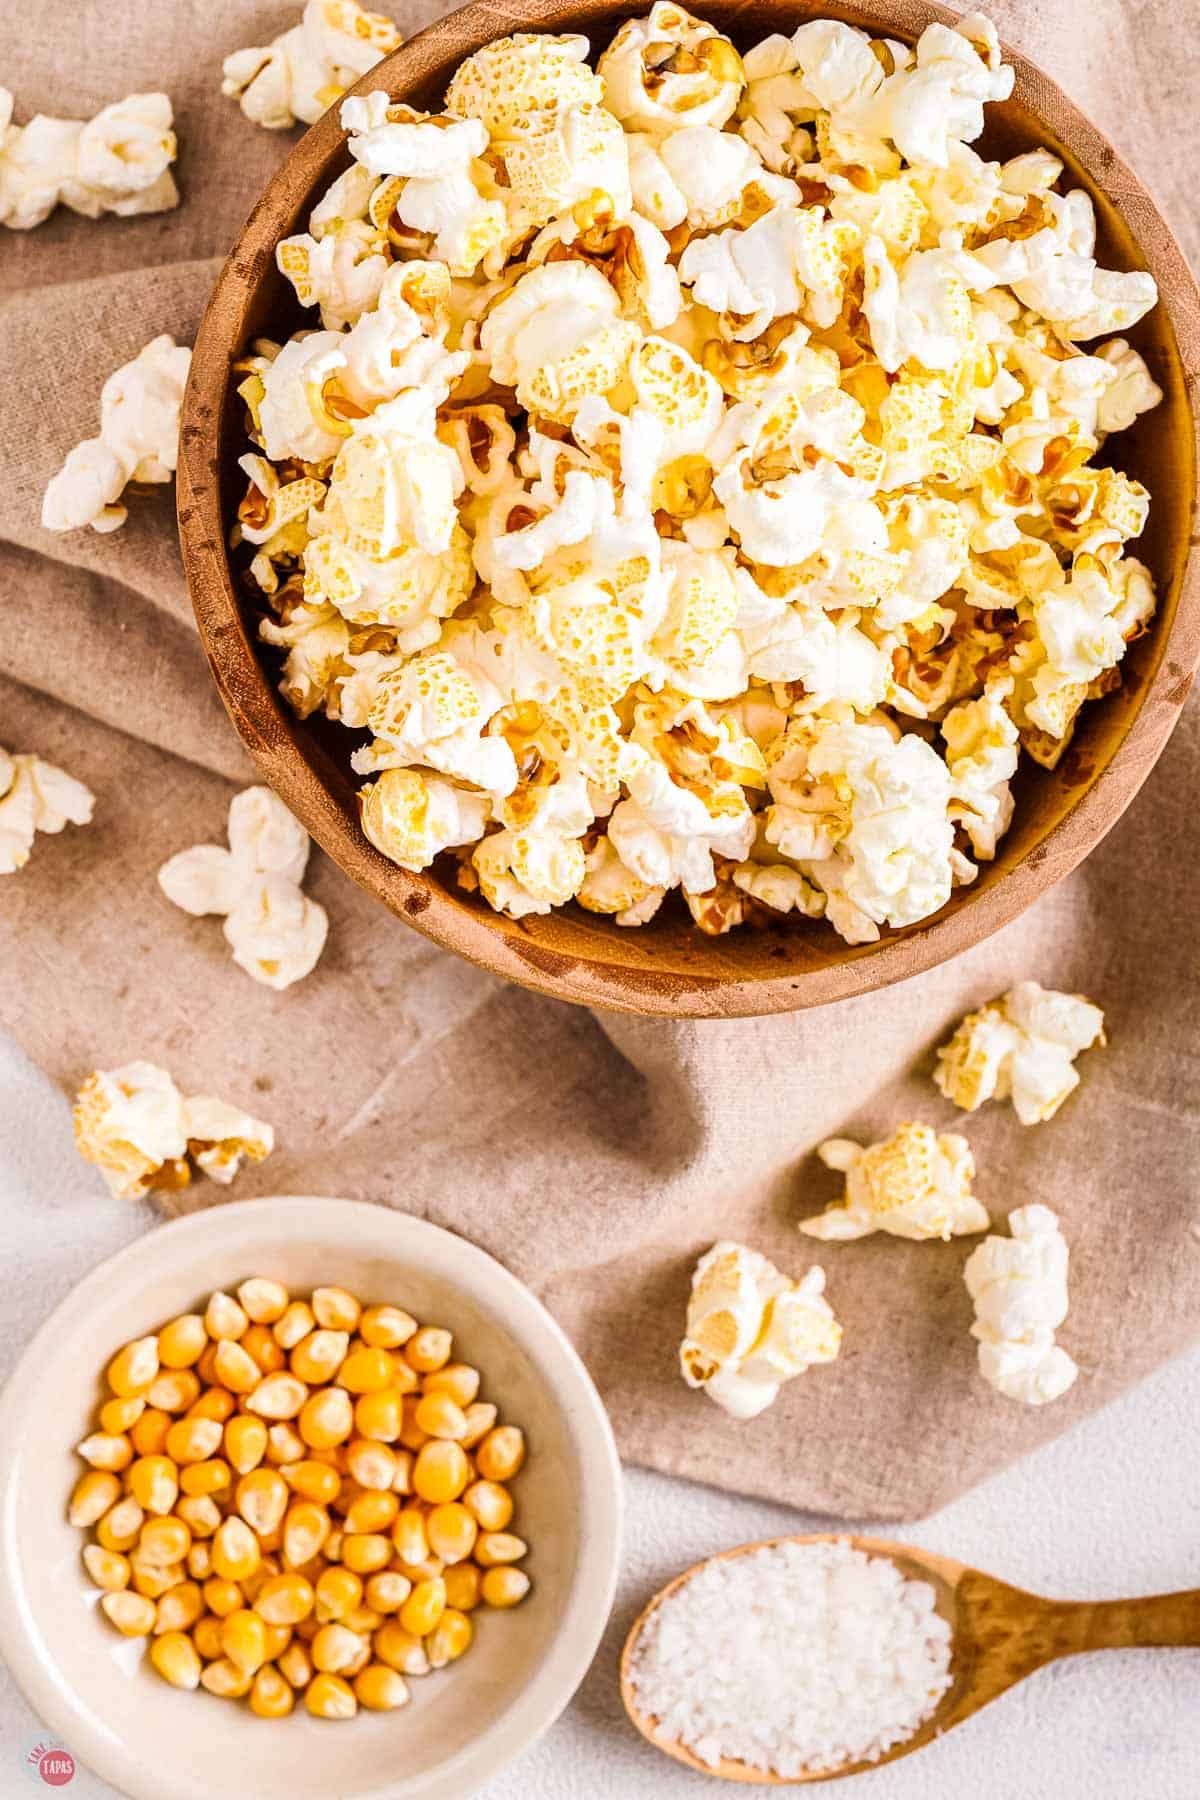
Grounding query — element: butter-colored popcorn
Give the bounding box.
[446,32,603,134]
[222,0,402,130]
[499,103,632,238]
[802,1122,989,1242]
[0,747,94,874]
[576,833,665,925]
[680,1240,841,1420]
[342,95,505,276]
[942,680,1018,859]
[360,767,489,871]
[935,980,1105,1124]
[679,203,853,338]
[158,786,328,990]
[42,335,191,534]
[73,1062,274,1200]
[1095,338,1163,435]
[600,4,745,134]
[482,262,639,423]
[0,88,177,229]
[964,1204,1078,1405]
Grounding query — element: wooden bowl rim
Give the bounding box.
[179,0,1200,1019]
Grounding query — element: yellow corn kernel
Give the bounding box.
[175,1496,220,1544]
[266,1423,306,1466]
[157,1315,208,1369]
[238,1278,290,1325]
[459,1402,498,1450]
[187,1387,236,1424]
[205,1291,249,1341]
[249,1662,295,1717]
[82,1545,130,1591]
[306,1671,357,1719]
[343,1439,397,1492]
[253,1572,314,1626]
[398,1403,430,1455]
[359,1306,417,1349]
[391,1508,430,1568]
[149,1630,202,1690]
[273,1301,315,1350]
[200,1657,253,1699]
[100,1590,156,1635]
[214,1339,261,1395]
[443,1562,482,1613]
[223,1414,268,1475]
[373,1620,430,1675]
[96,1496,144,1552]
[311,1622,366,1674]
[364,1571,412,1613]
[312,1287,361,1332]
[221,1607,269,1675]
[343,1491,398,1535]
[282,1459,341,1505]
[130,1409,171,1457]
[324,1528,344,1564]
[426,1502,477,1566]
[239,1559,274,1604]
[139,1515,192,1567]
[463,1479,514,1533]
[414,1392,469,1442]
[354,1663,410,1711]
[406,1327,452,1373]
[413,1441,470,1505]
[129,1556,183,1600]
[107,1336,159,1399]
[76,1431,132,1473]
[192,1614,224,1660]
[423,1363,481,1408]
[391,1450,414,1495]
[481,1566,531,1608]
[337,1346,396,1395]
[241,1324,287,1375]
[187,1541,214,1580]
[154,1580,203,1634]
[314,1566,363,1623]
[299,1388,353,1451]
[179,1459,231,1501]
[282,1501,330,1568]
[354,1389,405,1443]
[277,1639,312,1688]
[211,1515,261,1584]
[128,1455,179,1517]
[264,1621,293,1660]
[196,1344,221,1386]
[165,1416,223,1465]
[476,1426,525,1483]
[341,1532,393,1575]
[427,1607,473,1668]
[69,1469,120,1529]
[290,1330,349,1385]
[236,1468,289,1537]
[475,1531,527,1568]
[245,1372,308,1420]
[99,1396,145,1435]
[147,1370,201,1414]
[400,1576,446,1638]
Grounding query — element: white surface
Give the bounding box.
[0,1030,1197,1798]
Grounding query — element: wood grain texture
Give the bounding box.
[178,0,1200,1018]
[619,1531,1200,1783]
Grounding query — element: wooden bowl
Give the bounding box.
[179,0,1200,1018]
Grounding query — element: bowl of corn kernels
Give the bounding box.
[0,1197,621,1800]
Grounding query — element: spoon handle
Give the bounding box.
[1038,1589,1200,1655]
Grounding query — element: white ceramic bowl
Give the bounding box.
[0,1197,622,1800]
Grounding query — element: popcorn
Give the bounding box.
[158,786,329,990]
[576,833,665,925]
[1095,338,1163,435]
[935,980,1105,1124]
[222,0,402,130]
[42,336,191,534]
[0,747,94,874]
[680,1241,841,1420]
[942,680,1019,859]
[964,1204,1078,1405]
[73,1062,274,1200]
[0,88,177,229]
[599,5,745,135]
[609,757,755,893]
[360,767,489,871]
[342,96,505,276]
[679,204,854,338]
[472,824,588,918]
[481,262,640,423]
[445,33,603,134]
[802,1122,989,1242]
[499,103,632,237]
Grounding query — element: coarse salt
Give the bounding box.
[630,1538,953,1777]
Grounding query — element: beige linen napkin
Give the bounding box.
[1,0,1197,1518]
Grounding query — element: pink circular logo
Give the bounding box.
[36,1750,75,1788]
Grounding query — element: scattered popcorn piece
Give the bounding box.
[0,87,177,229]
[0,746,94,874]
[935,981,1105,1124]
[680,1241,841,1419]
[802,1121,989,1241]
[73,1062,274,1200]
[964,1204,1078,1405]
[158,786,328,990]
[222,0,402,130]
[42,335,191,534]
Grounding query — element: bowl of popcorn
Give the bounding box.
[0,1197,622,1800]
[179,0,1200,1017]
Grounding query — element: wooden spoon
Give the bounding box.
[620,1533,1200,1784]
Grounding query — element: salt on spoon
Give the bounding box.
[621,1532,1200,1785]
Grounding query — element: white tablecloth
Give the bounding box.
[1,1030,1197,1798]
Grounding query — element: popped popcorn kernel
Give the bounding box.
[964,1204,1078,1404]
[74,1063,274,1201]
[680,1240,840,1419]
[935,981,1105,1123]
[223,0,402,131]
[43,336,191,534]
[0,87,177,230]
[802,1121,989,1242]
[0,747,94,874]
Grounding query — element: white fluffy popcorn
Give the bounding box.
[802,1121,989,1242]
[222,0,402,130]
[42,335,191,534]
[158,786,328,990]
[73,1062,274,1200]
[230,11,1162,944]
[680,1240,841,1419]
[964,1204,1079,1405]
[0,747,94,874]
[935,981,1105,1123]
[0,88,177,229]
